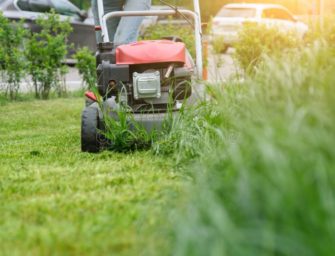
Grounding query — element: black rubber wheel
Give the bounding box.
[81,106,101,153]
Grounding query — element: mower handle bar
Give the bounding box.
[101,10,203,80]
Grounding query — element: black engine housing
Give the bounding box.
[95,41,193,111]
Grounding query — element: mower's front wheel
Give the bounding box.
[81,106,101,153]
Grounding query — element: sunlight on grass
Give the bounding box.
[0,98,183,255]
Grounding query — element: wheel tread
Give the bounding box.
[81,106,100,153]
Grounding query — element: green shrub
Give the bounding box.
[324,17,335,46]
[74,47,96,90]
[0,13,27,100]
[303,16,335,46]
[26,11,72,99]
[211,35,228,54]
[234,23,299,73]
[170,42,335,256]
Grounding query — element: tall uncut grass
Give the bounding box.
[152,101,221,163]
[169,42,335,255]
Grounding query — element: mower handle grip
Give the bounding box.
[101,10,203,80]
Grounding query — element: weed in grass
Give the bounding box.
[101,102,157,152]
[152,99,222,164]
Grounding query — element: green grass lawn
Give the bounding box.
[0,98,182,255]
[2,32,335,256]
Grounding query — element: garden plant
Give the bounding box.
[74,47,96,90]
[0,13,27,100]
[26,11,72,99]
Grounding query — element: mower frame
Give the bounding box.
[96,0,203,80]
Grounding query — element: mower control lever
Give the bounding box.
[164,64,174,79]
[164,36,178,79]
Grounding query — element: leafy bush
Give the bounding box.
[303,16,335,47]
[328,26,335,45]
[74,47,96,90]
[169,42,335,256]
[234,23,299,73]
[26,11,72,99]
[0,13,27,100]
[323,17,335,46]
[211,35,228,54]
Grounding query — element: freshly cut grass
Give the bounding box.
[0,98,182,255]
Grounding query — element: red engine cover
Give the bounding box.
[116,40,186,65]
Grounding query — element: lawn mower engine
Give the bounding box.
[81,39,194,152]
[96,38,193,111]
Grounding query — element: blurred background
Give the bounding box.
[70,0,335,21]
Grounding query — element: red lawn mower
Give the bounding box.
[81,0,203,153]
